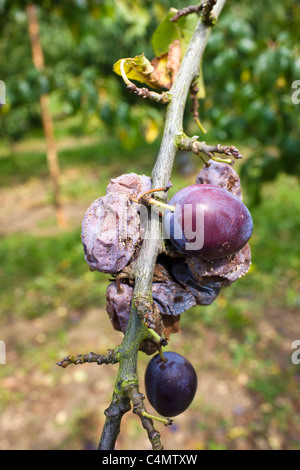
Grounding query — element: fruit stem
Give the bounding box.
[148,197,176,212]
[195,117,207,134]
[158,346,167,362]
[147,327,168,347]
[211,156,232,164]
[130,195,175,212]
[141,411,173,426]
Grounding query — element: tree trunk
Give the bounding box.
[26,3,67,228]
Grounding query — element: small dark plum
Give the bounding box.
[164,184,253,260]
[144,351,198,417]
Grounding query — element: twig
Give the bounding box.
[99,303,149,449]
[120,59,171,105]
[171,0,217,26]
[141,411,173,426]
[57,350,118,369]
[201,0,218,26]
[146,327,168,347]
[126,83,171,104]
[126,385,171,450]
[170,4,203,22]
[176,133,243,165]
[190,82,207,133]
[98,393,131,450]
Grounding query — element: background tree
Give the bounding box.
[26,3,66,228]
[1,0,299,204]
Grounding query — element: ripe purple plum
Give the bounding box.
[144,351,198,417]
[164,184,253,260]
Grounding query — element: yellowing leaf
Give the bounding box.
[151,53,172,90]
[113,53,160,89]
[150,40,181,90]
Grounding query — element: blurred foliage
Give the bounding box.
[0,0,299,202]
[202,0,300,204]
[0,0,183,144]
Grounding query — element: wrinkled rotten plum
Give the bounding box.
[106,276,194,334]
[171,242,251,303]
[81,173,152,274]
[81,192,140,274]
[144,351,198,417]
[170,259,222,305]
[151,282,196,315]
[106,281,162,355]
[106,172,151,198]
[106,282,133,333]
[196,160,243,200]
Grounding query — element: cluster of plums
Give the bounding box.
[81,160,253,417]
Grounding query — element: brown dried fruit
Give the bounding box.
[196,160,243,200]
[162,315,181,341]
[105,282,162,355]
[171,243,251,305]
[186,243,251,287]
[170,259,222,306]
[105,278,189,353]
[152,281,196,315]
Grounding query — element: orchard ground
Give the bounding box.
[0,127,300,450]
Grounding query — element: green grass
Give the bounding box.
[0,136,159,187]
[0,230,108,320]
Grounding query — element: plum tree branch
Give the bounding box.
[57,350,118,369]
[98,393,131,450]
[170,4,204,22]
[134,0,227,288]
[175,133,243,165]
[98,0,227,451]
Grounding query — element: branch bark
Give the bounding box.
[98,393,131,450]
[57,350,118,369]
[134,0,227,293]
[98,0,227,450]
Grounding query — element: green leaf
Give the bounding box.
[151,8,199,59]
